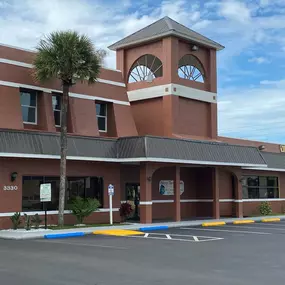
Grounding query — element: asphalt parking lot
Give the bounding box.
[1,221,285,285]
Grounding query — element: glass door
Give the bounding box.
[125,183,140,221]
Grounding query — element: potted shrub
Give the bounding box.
[69,196,100,225]
[119,202,133,222]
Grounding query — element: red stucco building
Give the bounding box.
[0,17,284,228]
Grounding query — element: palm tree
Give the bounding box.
[33,31,105,226]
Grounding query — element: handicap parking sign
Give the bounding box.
[108,184,114,196]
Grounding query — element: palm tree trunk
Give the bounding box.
[58,82,69,226]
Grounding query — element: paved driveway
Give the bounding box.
[1,222,285,285]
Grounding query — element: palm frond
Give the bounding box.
[33,30,105,85]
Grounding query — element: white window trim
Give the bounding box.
[21,90,37,125]
[96,103,107,133]
[52,94,61,127]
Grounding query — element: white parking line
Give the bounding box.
[129,232,224,242]
[180,227,272,235]
[226,224,285,231]
[144,233,149,237]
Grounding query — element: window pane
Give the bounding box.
[22,176,43,211]
[267,177,278,188]
[97,117,106,131]
[22,106,36,123]
[96,103,106,116]
[54,110,61,126]
[247,176,258,187]
[52,95,61,110]
[67,178,85,200]
[20,91,36,107]
[247,187,259,199]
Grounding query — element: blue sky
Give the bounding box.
[1,0,285,143]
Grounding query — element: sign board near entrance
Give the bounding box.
[159,180,184,195]
[108,184,115,196]
[40,183,51,202]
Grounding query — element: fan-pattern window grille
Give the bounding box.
[178,55,205,83]
[128,54,163,83]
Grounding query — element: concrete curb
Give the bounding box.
[1,215,285,240]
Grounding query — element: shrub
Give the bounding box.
[69,197,100,224]
[119,202,133,221]
[31,214,42,229]
[10,212,21,230]
[24,214,32,231]
[259,201,272,216]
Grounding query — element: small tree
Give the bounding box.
[33,31,105,226]
[259,201,272,216]
[69,197,100,224]
[10,212,21,230]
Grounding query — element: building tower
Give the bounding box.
[109,16,224,140]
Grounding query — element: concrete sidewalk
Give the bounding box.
[1,215,285,240]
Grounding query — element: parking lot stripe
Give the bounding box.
[166,234,172,240]
[144,233,149,237]
[193,236,199,241]
[180,227,272,235]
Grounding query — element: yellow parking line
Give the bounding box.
[202,222,226,227]
[233,220,255,224]
[93,229,144,236]
[261,218,281,223]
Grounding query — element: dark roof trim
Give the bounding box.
[0,131,267,167]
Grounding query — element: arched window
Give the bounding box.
[178,55,205,83]
[128,54,163,83]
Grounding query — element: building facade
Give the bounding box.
[0,17,284,228]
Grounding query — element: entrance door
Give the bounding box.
[125,183,140,221]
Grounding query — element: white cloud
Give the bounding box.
[219,0,251,23]
[248,57,270,64]
[218,83,285,143]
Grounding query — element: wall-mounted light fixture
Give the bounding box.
[10,172,18,182]
[191,45,199,51]
[147,176,152,182]
[239,177,246,186]
[258,145,265,151]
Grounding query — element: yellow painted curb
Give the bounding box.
[202,222,226,227]
[93,229,144,236]
[233,220,255,224]
[261,218,281,223]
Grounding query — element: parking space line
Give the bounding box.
[128,232,224,243]
[226,224,285,231]
[180,227,272,235]
[36,240,128,250]
[144,233,149,237]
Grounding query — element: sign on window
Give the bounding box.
[159,180,184,195]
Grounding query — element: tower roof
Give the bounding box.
[108,16,224,51]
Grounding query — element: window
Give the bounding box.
[96,103,107,132]
[20,89,37,124]
[52,94,61,127]
[22,176,104,211]
[242,176,279,199]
